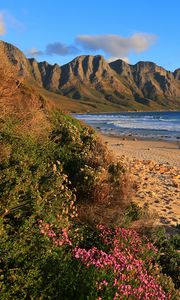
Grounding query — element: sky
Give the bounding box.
[0,0,179,71]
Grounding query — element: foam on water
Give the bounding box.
[74,111,180,141]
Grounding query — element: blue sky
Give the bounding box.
[0,0,179,71]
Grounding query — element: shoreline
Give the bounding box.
[74,111,180,144]
[99,133,180,228]
[99,133,180,167]
[97,130,180,143]
[73,109,180,115]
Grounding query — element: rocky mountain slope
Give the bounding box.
[0,40,95,114]
[110,60,180,106]
[0,40,180,111]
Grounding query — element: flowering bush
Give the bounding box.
[39,222,178,300]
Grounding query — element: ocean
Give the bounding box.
[74,111,180,141]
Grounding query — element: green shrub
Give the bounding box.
[141,226,180,289]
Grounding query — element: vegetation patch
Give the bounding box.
[0,111,179,299]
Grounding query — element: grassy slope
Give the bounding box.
[39,86,171,113]
[36,71,180,113]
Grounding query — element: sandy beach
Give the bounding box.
[100,134,180,228]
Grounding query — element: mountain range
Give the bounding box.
[0,40,180,112]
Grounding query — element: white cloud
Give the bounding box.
[0,10,24,35]
[0,13,6,35]
[76,33,157,59]
[26,32,157,61]
[26,48,44,56]
[107,56,129,63]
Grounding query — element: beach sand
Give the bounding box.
[99,134,180,228]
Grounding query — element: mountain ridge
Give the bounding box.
[0,40,180,111]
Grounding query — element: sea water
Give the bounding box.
[74,111,180,141]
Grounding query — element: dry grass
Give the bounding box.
[130,206,159,233]
[78,169,133,228]
[0,66,51,140]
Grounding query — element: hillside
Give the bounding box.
[0,40,180,112]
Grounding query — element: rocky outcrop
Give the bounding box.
[0,40,32,78]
